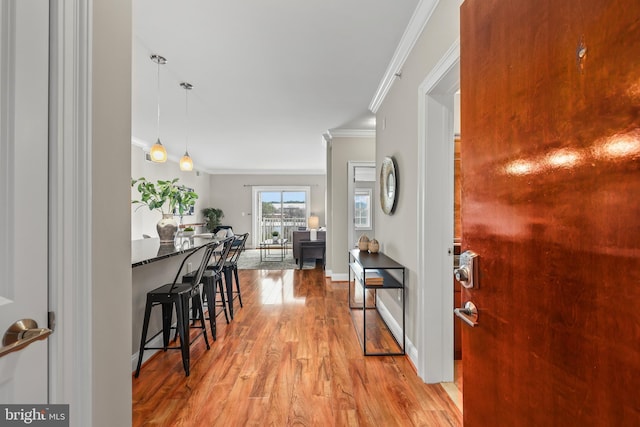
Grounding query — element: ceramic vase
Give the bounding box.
[368,239,380,253]
[358,235,370,251]
[157,213,178,243]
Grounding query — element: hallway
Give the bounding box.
[132,268,462,426]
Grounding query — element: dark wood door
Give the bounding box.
[460,0,640,425]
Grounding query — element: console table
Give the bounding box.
[348,249,405,356]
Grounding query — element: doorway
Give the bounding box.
[452,92,463,401]
[416,40,459,387]
[251,186,311,246]
[347,162,376,250]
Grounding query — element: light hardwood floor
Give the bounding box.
[133,268,462,426]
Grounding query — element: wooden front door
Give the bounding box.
[460,0,640,425]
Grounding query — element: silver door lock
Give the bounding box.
[454,250,478,289]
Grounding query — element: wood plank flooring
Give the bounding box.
[132,268,462,426]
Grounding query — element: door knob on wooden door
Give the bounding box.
[454,301,479,327]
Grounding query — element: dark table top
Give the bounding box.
[131,236,218,267]
[349,248,405,270]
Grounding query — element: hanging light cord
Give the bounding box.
[156,60,161,141]
[184,85,189,153]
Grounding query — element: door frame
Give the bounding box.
[251,186,311,247]
[416,39,459,383]
[48,1,93,424]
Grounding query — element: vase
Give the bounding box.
[368,239,380,253]
[157,213,178,243]
[358,234,370,251]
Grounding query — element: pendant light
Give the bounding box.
[149,54,168,162]
[179,82,194,171]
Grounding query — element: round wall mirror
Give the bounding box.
[380,156,398,215]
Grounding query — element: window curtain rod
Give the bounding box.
[242,184,319,187]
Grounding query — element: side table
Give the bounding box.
[299,240,326,269]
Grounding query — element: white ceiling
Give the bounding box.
[132,0,420,174]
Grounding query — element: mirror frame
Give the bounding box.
[380,156,398,215]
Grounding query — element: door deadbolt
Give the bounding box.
[454,250,478,289]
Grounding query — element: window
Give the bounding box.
[252,186,311,242]
[354,188,372,229]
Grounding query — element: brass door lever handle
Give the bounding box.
[0,319,52,359]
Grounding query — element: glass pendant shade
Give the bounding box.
[150,139,167,162]
[180,151,193,171]
[179,82,194,171]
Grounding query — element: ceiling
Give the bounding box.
[132,0,420,174]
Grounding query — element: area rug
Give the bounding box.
[237,249,318,270]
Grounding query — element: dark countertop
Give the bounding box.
[132,236,217,267]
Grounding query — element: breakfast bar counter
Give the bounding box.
[132,236,216,267]
[131,235,217,370]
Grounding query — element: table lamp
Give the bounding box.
[308,215,319,240]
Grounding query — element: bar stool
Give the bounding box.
[221,232,249,319]
[134,241,218,378]
[183,236,235,339]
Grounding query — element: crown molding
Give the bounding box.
[203,168,326,176]
[369,0,440,113]
[130,137,149,149]
[326,129,376,139]
[131,138,325,175]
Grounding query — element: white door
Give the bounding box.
[0,0,50,403]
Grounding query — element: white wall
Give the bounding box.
[375,1,460,367]
[208,173,326,247]
[131,145,212,239]
[131,152,326,244]
[92,1,132,425]
[327,136,375,277]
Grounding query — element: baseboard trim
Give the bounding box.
[331,272,349,282]
[377,299,418,367]
[131,333,164,373]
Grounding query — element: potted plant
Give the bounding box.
[131,177,198,243]
[202,208,224,232]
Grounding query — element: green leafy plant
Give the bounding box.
[183,227,195,232]
[272,230,279,237]
[131,177,198,217]
[202,208,224,232]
